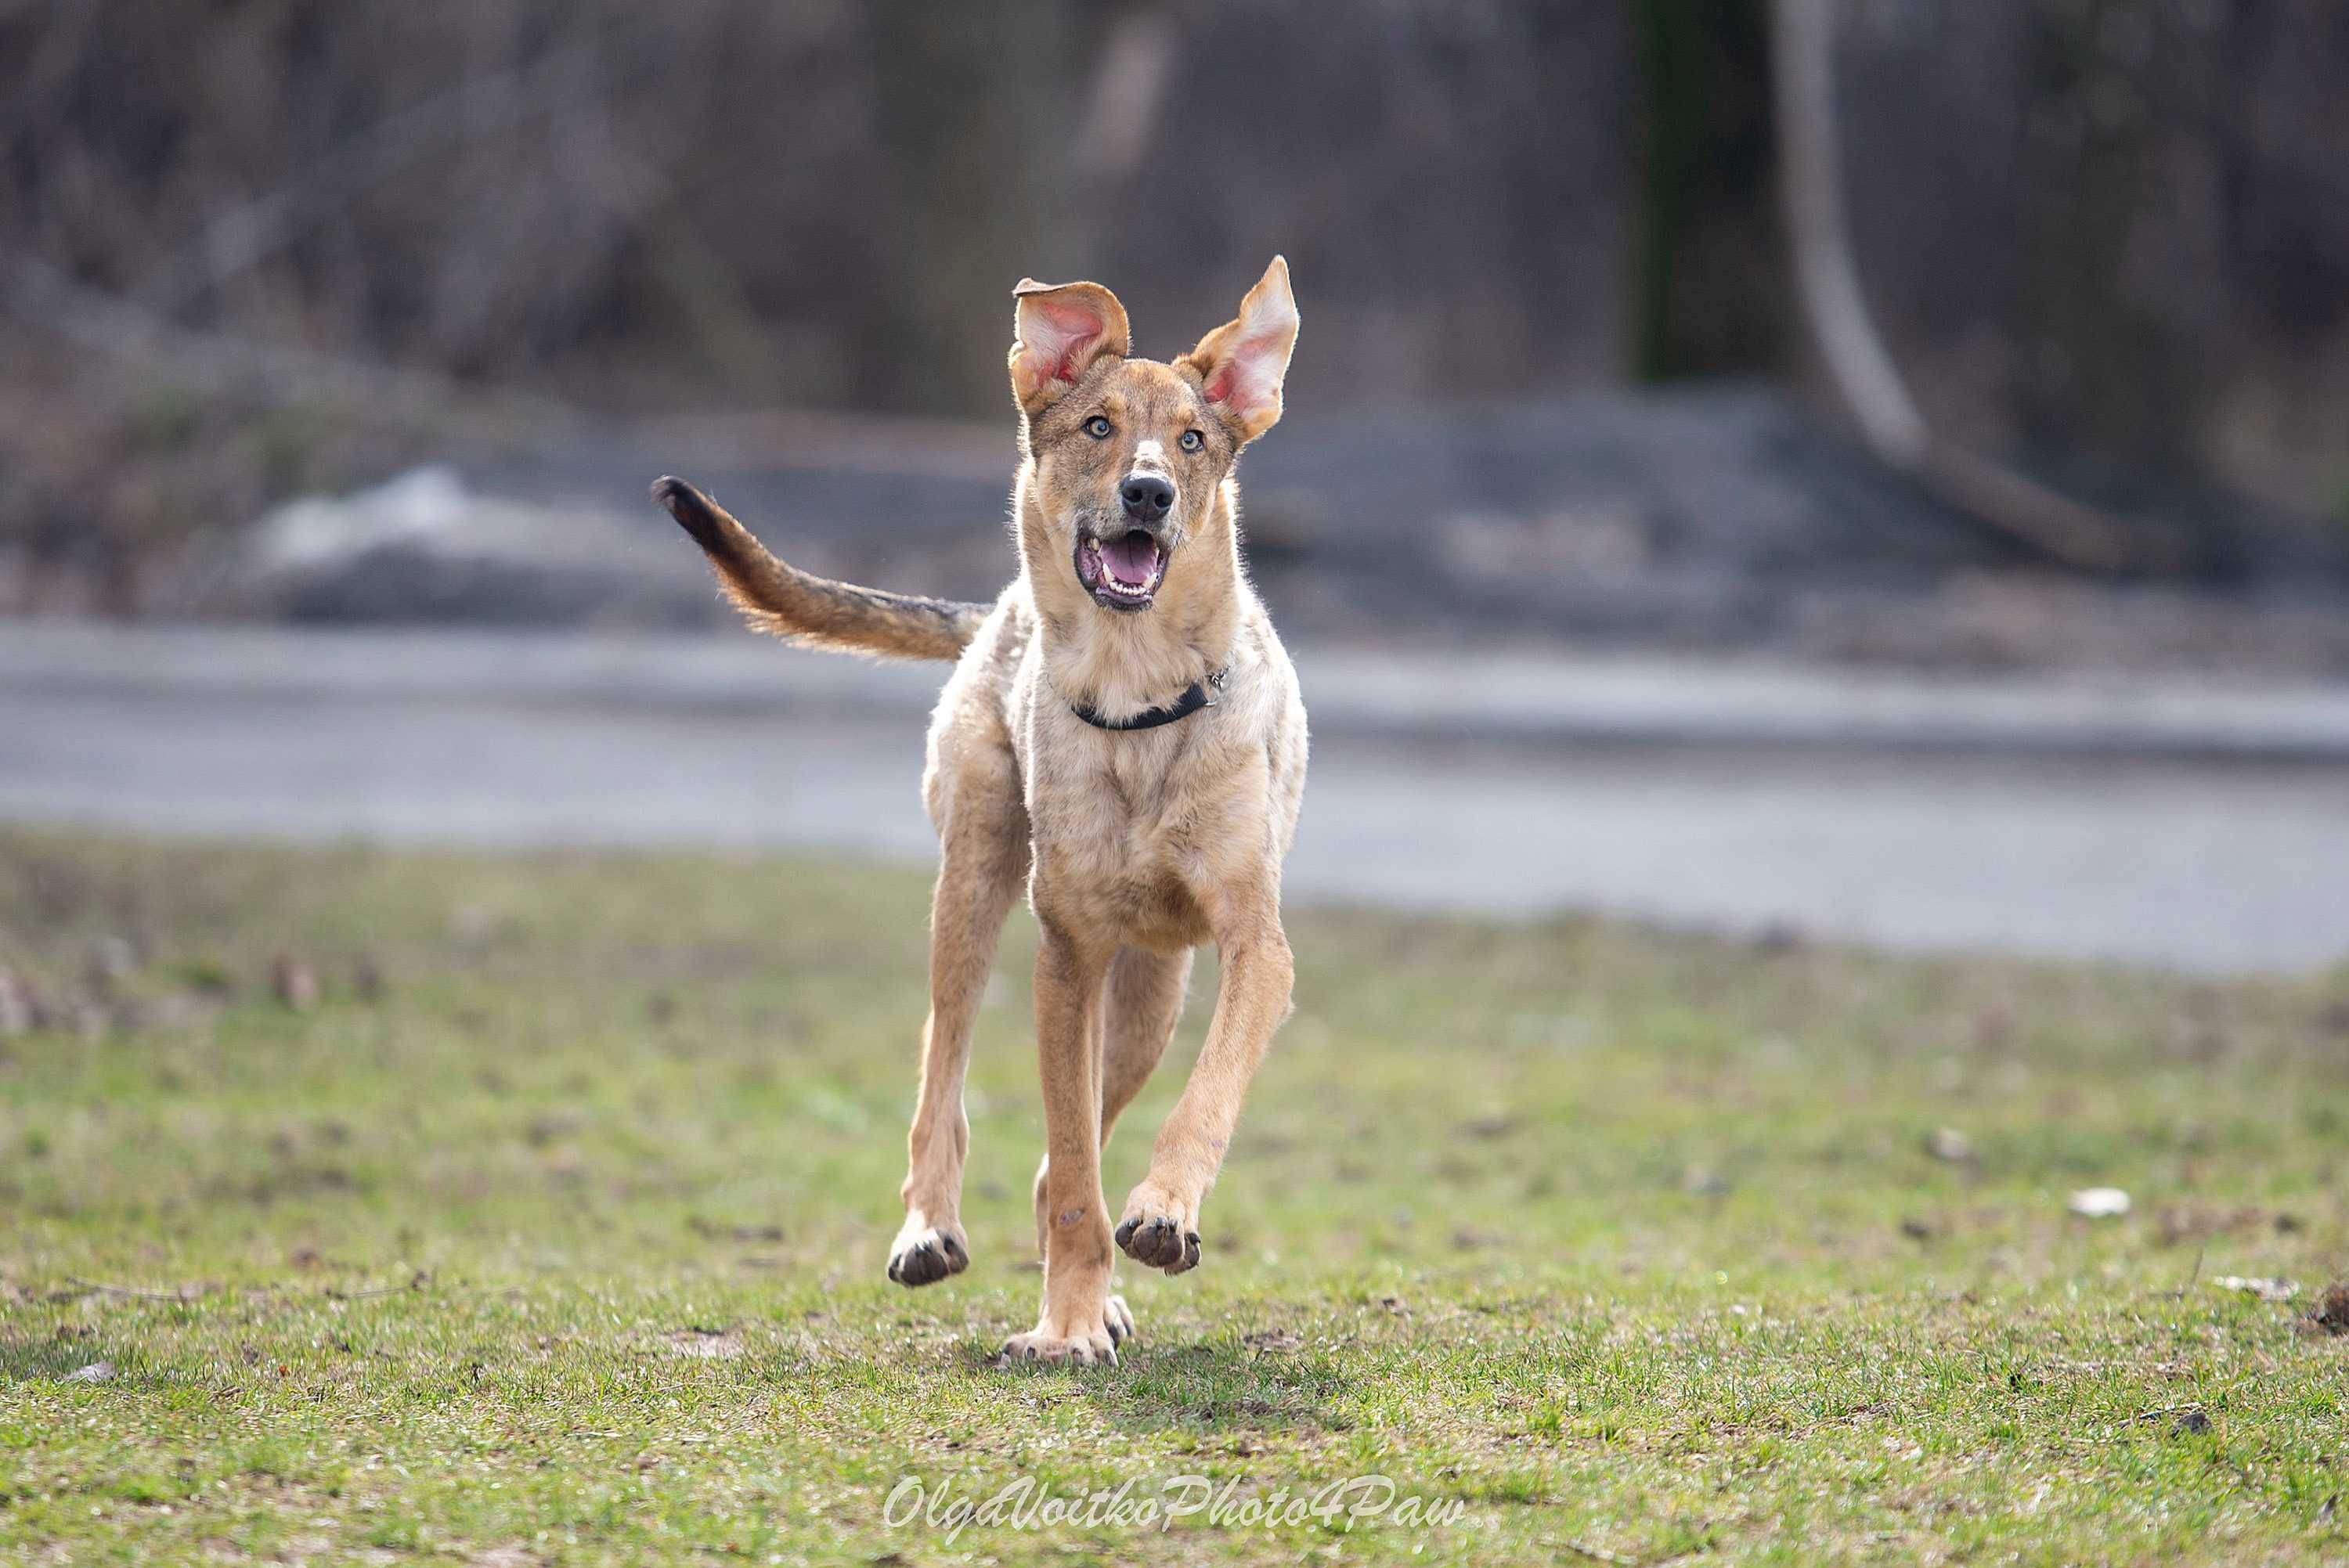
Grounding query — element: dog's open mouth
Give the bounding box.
[1074,528,1167,612]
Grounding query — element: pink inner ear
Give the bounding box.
[1203,330,1287,408]
[1033,299,1106,385]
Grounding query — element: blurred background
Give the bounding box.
[4,0,2347,973]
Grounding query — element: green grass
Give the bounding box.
[3,831,2349,1565]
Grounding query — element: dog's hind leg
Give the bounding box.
[888,748,1025,1288]
[1032,946,1193,1260]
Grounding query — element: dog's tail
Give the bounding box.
[653,476,988,662]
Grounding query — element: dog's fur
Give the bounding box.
[655,258,1306,1363]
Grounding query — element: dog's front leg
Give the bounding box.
[1117,892,1294,1276]
[1002,921,1131,1364]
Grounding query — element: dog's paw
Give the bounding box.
[1115,1188,1202,1275]
[999,1296,1132,1368]
[886,1220,969,1287]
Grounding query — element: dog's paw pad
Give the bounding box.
[1115,1215,1201,1275]
[886,1227,969,1288]
[999,1323,1120,1368]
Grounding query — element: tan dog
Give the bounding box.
[655,258,1306,1364]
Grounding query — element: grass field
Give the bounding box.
[3,832,2348,1565]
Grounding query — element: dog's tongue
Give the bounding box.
[1104,532,1157,588]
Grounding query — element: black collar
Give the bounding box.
[1069,665,1227,732]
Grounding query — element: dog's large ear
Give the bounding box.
[1009,279,1131,416]
[1178,256,1299,445]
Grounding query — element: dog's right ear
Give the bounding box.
[1009,279,1131,416]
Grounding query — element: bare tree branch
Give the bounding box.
[1770,0,2163,572]
[12,258,587,445]
[134,43,597,317]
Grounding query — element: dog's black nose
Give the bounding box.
[1120,474,1174,522]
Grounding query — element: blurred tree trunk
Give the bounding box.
[866,3,1077,416]
[1771,0,2154,570]
[2012,0,2183,470]
[1627,0,1784,381]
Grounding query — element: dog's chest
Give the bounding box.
[1032,737,1215,948]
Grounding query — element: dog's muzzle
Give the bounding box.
[1074,518,1171,613]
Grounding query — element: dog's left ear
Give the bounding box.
[1009,279,1131,416]
[1179,256,1299,445]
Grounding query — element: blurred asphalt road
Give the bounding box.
[5,622,2347,975]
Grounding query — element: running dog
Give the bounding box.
[654,258,1305,1364]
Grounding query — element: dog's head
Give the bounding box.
[1008,258,1297,616]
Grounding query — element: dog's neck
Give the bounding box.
[1019,478,1245,721]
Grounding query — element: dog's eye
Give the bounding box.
[1083,416,1113,439]
[1179,430,1204,452]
